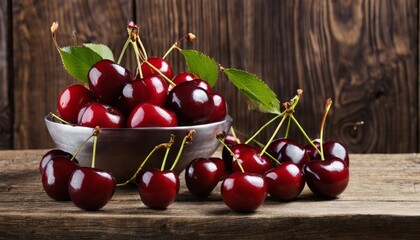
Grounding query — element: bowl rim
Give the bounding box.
[44,115,233,131]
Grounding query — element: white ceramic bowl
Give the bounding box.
[45,116,232,182]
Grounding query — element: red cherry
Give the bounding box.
[127,103,178,128]
[303,139,322,160]
[138,169,179,209]
[57,84,95,123]
[230,144,273,175]
[185,158,225,197]
[169,72,199,91]
[116,79,148,115]
[68,167,116,211]
[39,149,73,175]
[221,172,267,212]
[88,59,131,103]
[277,140,310,169]
[264,162,305,201]
[268,138,298,159]
[78,102,125,128]
[323,141,350,167]
[207,93,227,123]
[166,81,215,125]
[221,135,241,173]
[41,156,79,201]
[189,79,212,94]
[140,57,173,79]
[304,157,349,198]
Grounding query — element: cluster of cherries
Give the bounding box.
[56,57,226,128]
[183,133,350,212]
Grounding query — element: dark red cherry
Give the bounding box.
[140,57,173,79]
[88,59,131,103]
[138,169,179,209]
[40,149,73,175]
[304,157,349,198]
[68,167,116,211]
[221,172,267,212]
[116,79,148,115]
[209,157,227,180]
[304,139,322,160]
[207,93,227,123]
[264,162,305,201]
[277,141,309,169]
[41,156,79,201]
[169,72,199,91]
[78,102,125,128]
[57,84,95,123]
[221,135,242,173]
[127,103,178,128]
[222,143,256,173]
[268,138,300,159]
[229,144,273,175]
[185,158,225,197]
[166,81,215,125]
[323,141,350,167]
[190,79,212,94]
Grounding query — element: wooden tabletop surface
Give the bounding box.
[0,149,419,239]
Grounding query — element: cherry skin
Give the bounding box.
[189,79,212,94]
[268,138,300,159]
[39,149,73,175]
[277,141,310,169]
[57,84,95,123]
[140,57,173,80]
[221,134,241,173]
[304,139,322,160]
[166,81,215,125]
[138,169,179,209]
[229,144,273,175]
[221,172,267,212]
[209,157,227,180]
[207,93,227,123]
[323,141,350,167]
[169,72,198,91]
[68,167,116,211]
[88,59,131,104]
[264,162,305,201]
[185,158,226,197]
[127,103,178,128]
[41,156,79,201]
[78,102,125,128]
[304,157,350,198]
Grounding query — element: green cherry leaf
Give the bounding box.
[224,68,280,114]
[83,43,114,61]
[59,46,103,83]
[181,49,219,87]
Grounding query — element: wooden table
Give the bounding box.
[0,150,419,239]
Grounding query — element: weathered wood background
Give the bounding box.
[0,0,418,153]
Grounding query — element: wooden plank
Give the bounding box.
[11,0,133,149]
[136,0,418,153]
[0,150,419,239]
[0,0,12,149]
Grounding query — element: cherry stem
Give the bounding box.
[290,115,323,158]
[284,116,292,138]
[230,127,241,144]
[50,21,60,50]
[117,38,130,65]
[217,132,245,173]
[90,126,101,168]
[162,43,181,59]
[136,36,148,60]
[162,33,195,59]
[319,98,333,161]
[244,114,283,145]
[143,60,176,86]
[259,114,287,157]
[130,41,144,79]
[160,135,175,171]
[49,112,71,125]
[170,130,195,171]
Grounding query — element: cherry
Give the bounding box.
[323,141,350,167]
[41,156,79,201]
[221,172,267,212]
[127,103,178,128]
[88,59,131,103]
[68,167,116,211]
[207,93,227,123]
[189,79,212,94]
[39,149,73,175]
[78,102,125,128]
[166,81,215,125]
[268,138,299,159]
[304,157,349,198]
[140,57,173,80]
[264,162,305,201]
[57,84,95,123]
[277,140,310,169]
[221,134,241,173]
[185,158,226,197]
[230,144,273,175]
[138,169,179,209]
[209,157,227,180]
[304,139,322,160]
[169,72,198,91]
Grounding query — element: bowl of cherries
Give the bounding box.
[45,22,232,183]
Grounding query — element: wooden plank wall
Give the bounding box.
[0,0,418,153]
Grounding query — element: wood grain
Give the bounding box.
[11,0,133,149]
[2,0,419,153]
[0,149,419,239]
[0,0,11,149]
